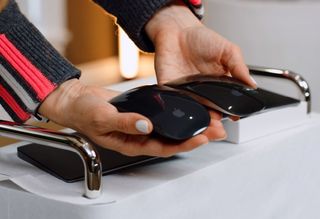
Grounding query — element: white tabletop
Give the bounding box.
[0,77,319,219]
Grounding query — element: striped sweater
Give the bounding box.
[0,0,203,123]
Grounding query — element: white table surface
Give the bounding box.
[0,77,319,219]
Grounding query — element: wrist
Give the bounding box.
[145,0,202,45]
[38,79,84,126]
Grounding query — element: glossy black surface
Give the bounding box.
[250,88,300,110]
[109,85,210,140]
[18,143,164,183]
[166,75,266,117]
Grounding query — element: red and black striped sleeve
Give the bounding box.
[0,0,80,123]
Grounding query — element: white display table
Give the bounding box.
[0,77,319,219]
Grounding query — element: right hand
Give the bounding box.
[38,79,226,157]
[145,0,256,88]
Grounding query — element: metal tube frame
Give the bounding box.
[0,120,102,199]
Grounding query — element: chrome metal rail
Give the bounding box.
[0,120,102,199]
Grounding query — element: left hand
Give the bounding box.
[145,0,256,87]
[39,79,226,157]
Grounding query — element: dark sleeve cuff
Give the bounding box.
[0,0,81,122]
[93,0,172,52]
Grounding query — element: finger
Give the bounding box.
[222,44,257,88]
[138,135,209,157]
[108,112,153,135]
[208,110,223,120]
[97,132,209,157]
[229,115,240,121]
[202,118,227,141]
[156,135,209,157]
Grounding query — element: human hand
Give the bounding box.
[38,79,226,157]
[145,0,256,87]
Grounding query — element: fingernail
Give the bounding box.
[135,120,149,134]
[250,76,257,86]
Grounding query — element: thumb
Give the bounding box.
[109,112,153,135]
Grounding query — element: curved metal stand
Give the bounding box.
[0,120,102,199]
[249,65,311,113]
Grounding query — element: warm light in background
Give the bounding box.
[119,28,139,79]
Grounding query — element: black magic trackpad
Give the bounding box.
[17,144,165,183]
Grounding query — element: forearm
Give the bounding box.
[0,0,80,122]
[145,0,202,45]
[93,0,172,52]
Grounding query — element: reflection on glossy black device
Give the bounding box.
[18,143,165,183]
[109,85,210,141]
[166,74,266,117]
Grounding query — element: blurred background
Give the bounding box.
[16,0,156,86]
[16,0,116,64]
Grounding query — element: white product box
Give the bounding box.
[223,101,309,143]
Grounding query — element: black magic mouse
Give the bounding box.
[109,85,210,141]
[165,74,265,117]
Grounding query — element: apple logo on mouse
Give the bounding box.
[172,108,185,118]
[231,89,243,97]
